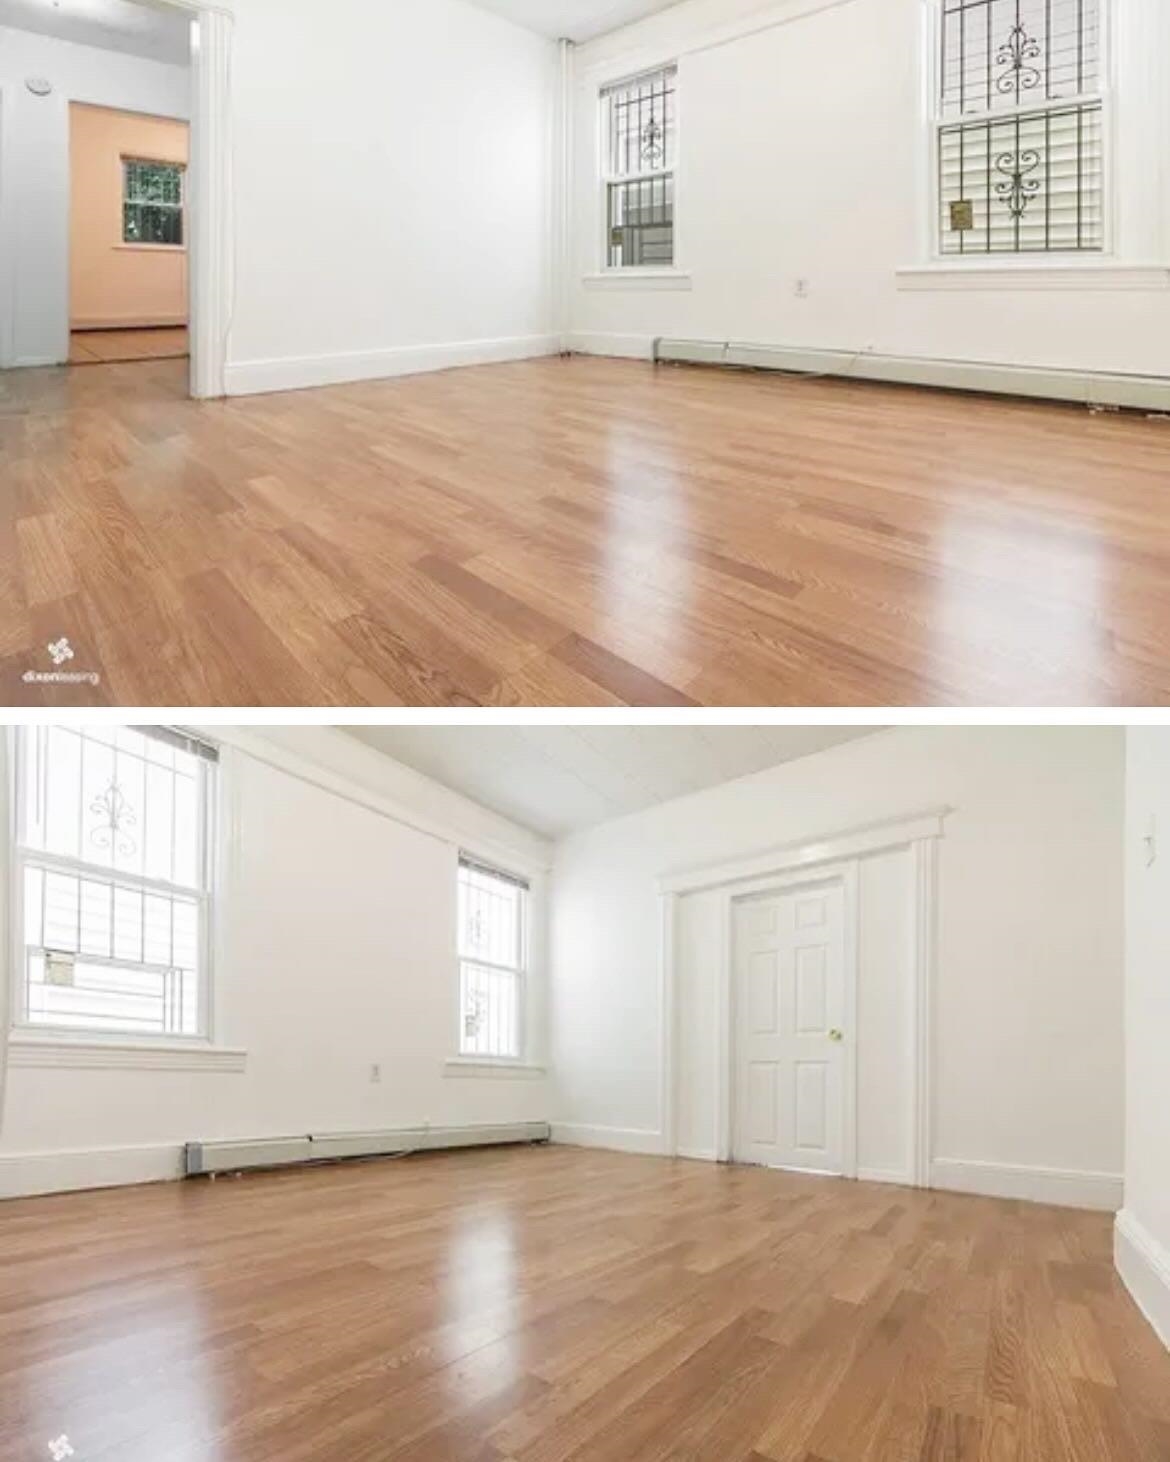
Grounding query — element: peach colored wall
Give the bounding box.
[69,104,188,329]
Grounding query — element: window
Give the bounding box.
[457,856,528,1060]
[12,726,217,1040]
[937,0,1104,254]
[123,158,185,246]
[602,66,677,269]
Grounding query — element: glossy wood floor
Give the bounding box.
[1,1147,1168,1462]
[3,354,1170,706]
[68,328,189,366]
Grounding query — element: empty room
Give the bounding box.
[0,721,1168,1459]
[1,0,1169,708]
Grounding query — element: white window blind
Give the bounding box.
[13,726,216,1039]
[938,0,1104,254]
[602,66,677,269]
[457,856,527,1061]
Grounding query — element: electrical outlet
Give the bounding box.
[370,1063,382,1084]
[794,278,810,299]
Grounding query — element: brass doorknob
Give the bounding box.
[828,1028,844,1042]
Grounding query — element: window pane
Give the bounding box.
[608,177,674,269]
[604,68,677,179]
[460,963,519,1059]
[941,0,1100,118]
[939,103,1103,254]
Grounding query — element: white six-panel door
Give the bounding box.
[733,880,847,1174]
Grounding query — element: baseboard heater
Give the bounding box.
[650,338,1170,414]
[184,1121,550,1177]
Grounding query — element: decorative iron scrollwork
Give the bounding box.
[640,115,665,167]
[995,21,1043,97]
[994,148,1042,218]
[90,781,138,858]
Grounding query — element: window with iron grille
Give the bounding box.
[11,726,216,1040]
[937,0,1104,254]
[601,66,677,269]
[123,158,185,246]
[457,856,528,1061]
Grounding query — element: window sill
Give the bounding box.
[114,243,186,254]
[583,270,693,292]
[443,1057,546,1080]
[896,263,1170,292]
[8,1034,247,1072]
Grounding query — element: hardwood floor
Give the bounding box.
[1,1147,1167,1462]
[68,328,189,365]
[2,353,1170,705]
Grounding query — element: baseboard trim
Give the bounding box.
[570,333,1170,412]
[224,333,561,397]
[0,1144,184,1200]
[550,1122,665,1155]
[932,1158,1123,1211]
[1115,1209,1170,1350]
[675,1146,718,1162]
[72,317,187,331]
[858,1166,915,1187]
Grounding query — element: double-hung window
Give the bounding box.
[602,66,678,269]
[457,856,528,1061]
[937,0,1104,254]
[11,726,216,1040]
[123,158,185,247]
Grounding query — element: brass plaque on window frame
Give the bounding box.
[950,200,975,232]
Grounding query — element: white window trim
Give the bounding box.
[5,727,230,1061]
[917,0,1117,282]
[452,851,534,1070]
[596,62,682,278]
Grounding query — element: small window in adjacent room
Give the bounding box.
[937,0,1104,254]
[11,726,217,1040]
[601,65,677,269]
[123,158,185,246]
[457,856,528,1061]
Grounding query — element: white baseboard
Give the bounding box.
[1115,1209,1170,1350]
[676,1146,718,1162]
[932,1158,1123,1211]
[565,331,656,361]
[570,333,1170,412]
[858,1166,916,1187]
[550,1122,664,1155]
[224,333,561,397]
[0,1144,184,1200]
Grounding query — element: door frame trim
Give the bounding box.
[725,864,859,1177]
[656,808,947,1187]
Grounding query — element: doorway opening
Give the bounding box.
[67,100,190,369]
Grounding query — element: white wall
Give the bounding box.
[567,0,1170,380]
[0,27,190,368]
[1116,729,1170,1347]
[551,727,1126,1208]
[0,728,552,1198]
[222,0,560,395]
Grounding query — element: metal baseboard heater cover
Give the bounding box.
[650,339,1170,414]
[185,1121,550,1177]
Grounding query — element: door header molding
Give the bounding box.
[657,807,950,896]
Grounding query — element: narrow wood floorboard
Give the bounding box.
[0,1148,1167,1462]
[3,355,1170,705]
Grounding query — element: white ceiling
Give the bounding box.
[0,0,190,64]
[346,727,883,840]
[466,0,689,42]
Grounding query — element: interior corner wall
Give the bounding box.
[566,0,1170,380]
[0,729,553,1199]
[1117,729,1170,1348]
[221,0,561,396]
[0,28,190,369]
[550,728,1126,1208]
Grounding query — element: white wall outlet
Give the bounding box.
[794,278,810,298]
[1144,815,1157,868]
[370,1063,382,1084]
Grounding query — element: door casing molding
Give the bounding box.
[656,808,948,1187]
